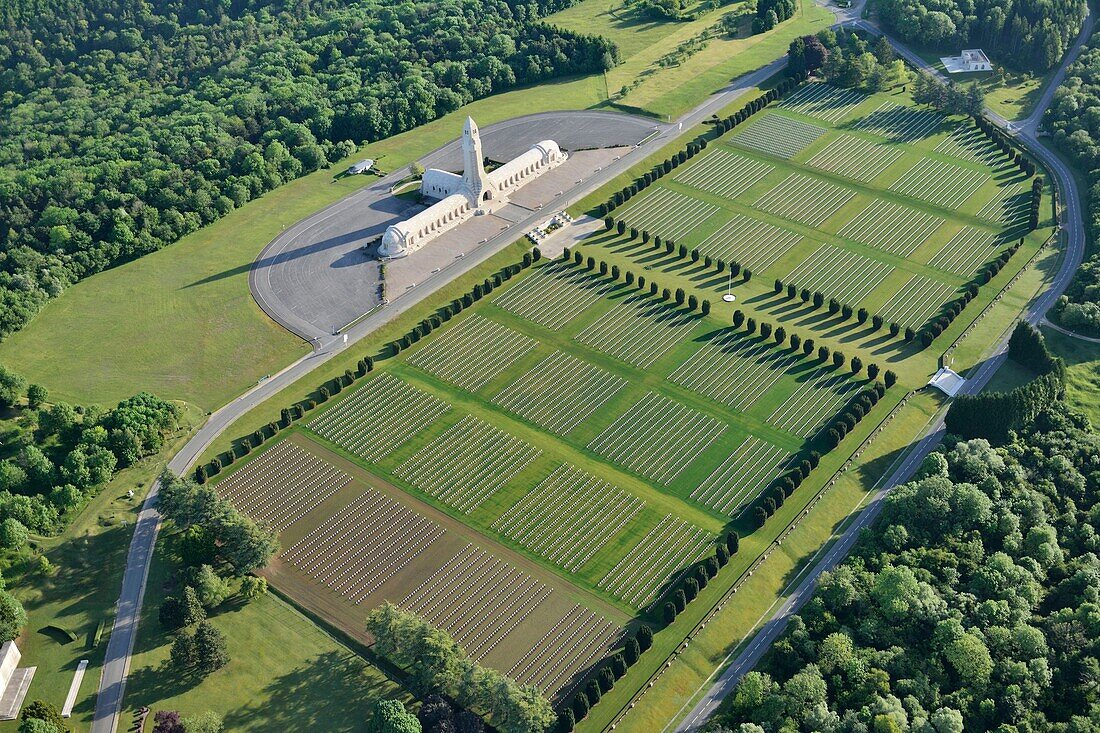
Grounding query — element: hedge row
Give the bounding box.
[596,77,804,220]
[562,248,713,315]
[972,115,1038,177]
[601,221,756,285]
[1029,176,1043,231]
[195,247,543,483]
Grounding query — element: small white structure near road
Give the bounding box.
[929,367,967,397]
[379,116,565,258]
[0,641,36,720]
[347,159,375,175]
[61,659,89,718]
[941,49,992,73]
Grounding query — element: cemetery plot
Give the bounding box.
[787,244,893,303]
[307,373,450,463]
[807,135,903,182]
[837,199,944,257]
[669,329,799,410]
[492,351,628,436]
[977,182,1029,225]
[674,150,774,199]
[493,464,644,573]
[697,213,804,272]
[400,544,553,662]
[493,260,616,330]
[935,124,1002,165]
[282,486,445,604]
[854,102,943,142]
[877,275,958,330]
[691,437,792,516]
[754,173,856,227]
[599,515,715,608]
[575,294,697,368]
[587,392,726,485]
[617,187,719,241]
[394,415,541,513]
[507,604,621,698]
[216,441,350,531]
[728,113,828,159]
[929,226,1005,276]
[406,314,537,391]
[778,82,866,122]
[889,157,988,209]
[768,367,861,439]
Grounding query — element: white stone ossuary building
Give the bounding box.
[379,117,565,258]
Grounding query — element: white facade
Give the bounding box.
[379,117,565,258]
[941,49,992,73]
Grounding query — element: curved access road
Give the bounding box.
[89,51,793,733]
[671,8,1093,732]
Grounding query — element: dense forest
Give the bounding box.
[876,0,1086,71]
[1047,25,1100,335]
[0,0,617,338]
[713,394,1100,732]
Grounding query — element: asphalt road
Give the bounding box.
[670,8,1093,732]
[89,51,790,733]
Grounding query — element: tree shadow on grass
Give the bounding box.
[222,650,395,732]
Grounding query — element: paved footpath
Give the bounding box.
[88,45,792,733]
[670,6,1093,732]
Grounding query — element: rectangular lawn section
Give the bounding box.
[777,82,867,122]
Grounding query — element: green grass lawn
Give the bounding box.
[1042,327,1100,425]
[123,547,404,732]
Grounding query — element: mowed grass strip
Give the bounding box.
[215,441,351,531]
[697,213,804,272]
[837,199,945,257]
[492,259,616,330]
[674,150,774,198]
[282,485,445,604]
[877,274,958,330]
[691,436,792,516]
[575,294,698,368]
[669,329,799,410]
[753,173,856,226]
[778,82,866,122]
[935,123,1003,165]
[854,101,944,141]
[587,392,726,486]
[728,113,828,159]
[889,157,989,209]
[492,350,628,436]
[493,464,644,573]
[598,515,714,608]
[928,225,1006,276]
[507,603,621,700]
[617,187,720,241]
[307,372,450,462]
[787,244,893,303]
[406,313,537,391]
[767,367,862,438]
[394,415,541,513]
[807,134,904,182]
[400,544,553,662]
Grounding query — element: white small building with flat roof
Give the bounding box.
[941,49,992,73]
